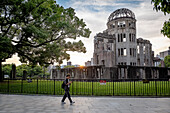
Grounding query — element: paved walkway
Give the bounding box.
[0,94,170,113]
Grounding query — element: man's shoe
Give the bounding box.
[61,102,66,104]
[70,101,75,105]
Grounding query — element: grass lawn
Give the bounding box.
[0,79,169,96]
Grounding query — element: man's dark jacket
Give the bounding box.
[64,79,70,91]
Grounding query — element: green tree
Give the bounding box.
[161,19,170,38]
[0,0,91,81]
[152,0,170,38]
[164,55,170,67]
[64,65,75,68]
[16,64,49,78]
[16,64,30,77]
[2,64,13,76]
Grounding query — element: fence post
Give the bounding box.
[134,79,136,96]
[21,79,23,93]
[113,79,114,96]
[7,78,9,93]
[92,80,93,96]
[72,80,74,95]
[155,79,157,96]
[130,79,131,96]
[54,78,55,95]
[36,79,38,94]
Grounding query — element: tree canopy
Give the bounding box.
[164,55,170,67]
[152,0,170,38]
[2,64,12,76]
[0,0,91,81]
[63,65,75,68]
[2,64,50,78]
[16,64,50,78]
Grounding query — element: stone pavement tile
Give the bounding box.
[9,109,25,113]
[155,109,170,113]
[43,109,55,112]
[0,111,7,113]
[119,109,136,113]
[25,111,36,113]
[79,110,97,113]
[0,95,170,113]
[91,109,119,113]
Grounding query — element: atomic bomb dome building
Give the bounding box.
[93,8,153,67]
[53,8,170,80]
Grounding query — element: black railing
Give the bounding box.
[0,78,169,96]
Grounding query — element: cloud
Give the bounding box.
[2,54,21,66]
[69,0,144,13]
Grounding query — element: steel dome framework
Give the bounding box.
[108,8,135,22]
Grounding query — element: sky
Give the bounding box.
[3,0,170,66]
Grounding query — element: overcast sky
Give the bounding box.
[3,0,170,66]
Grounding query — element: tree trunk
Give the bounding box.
[0,60,3,82]
[12,64,16,79]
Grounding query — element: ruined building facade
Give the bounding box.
[52,8,170,79]
[93,8,153,67]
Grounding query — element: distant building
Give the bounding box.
[91,58,94,66]
[48,65,56,79]
[47,65,54,73]
[61,65,66,69]
[73,65,80,67]
[152,47,170,67]
[153,55,161,67]
[160,47,170,59]
[67,61,72,66]
[85,61,91,66]
[61,62,80,68]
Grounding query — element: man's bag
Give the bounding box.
[61,81,65,89]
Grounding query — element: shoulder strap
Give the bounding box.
[63,79,66,84]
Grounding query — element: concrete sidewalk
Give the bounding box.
[0,94,170,113]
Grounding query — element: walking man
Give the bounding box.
[61,73,75,105]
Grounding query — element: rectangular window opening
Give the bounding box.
[121,34,123,42]
[112,23,115,28]
[102,60,105,65]
[138,59,140,66]
[143,46,145,54]
[130,48,132,56]
[124,48,127,56]
[137,45,139,54]
[132,34,134,42]
[118,34,120,42]
[121,48,123,56]
[129,33,131,42]
[97,55,99,64]
[123,34,126,42]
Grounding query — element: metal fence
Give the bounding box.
[0,78,169,96]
